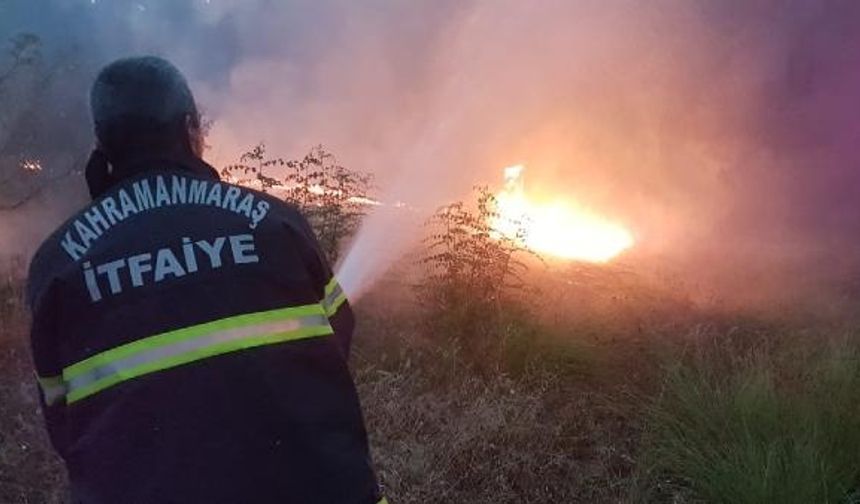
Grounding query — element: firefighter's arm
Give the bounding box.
[290,211,355,357]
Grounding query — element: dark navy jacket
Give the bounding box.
[27,158,381,504]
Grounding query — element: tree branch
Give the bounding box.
[0,162,81,212]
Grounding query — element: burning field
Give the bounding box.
[3,0,860,503]
[4,144,860,503]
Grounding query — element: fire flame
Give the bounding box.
[21,159,42,172]
[491,165,633,262]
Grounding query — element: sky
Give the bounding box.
[1,0,859,299]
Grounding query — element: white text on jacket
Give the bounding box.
[82,234,260,303]
[60,175,271,261]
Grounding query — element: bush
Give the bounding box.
[417,187,540,368]
[222,144,373,264]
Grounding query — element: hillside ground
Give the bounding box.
[2,261,859,504]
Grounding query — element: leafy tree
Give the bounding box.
[223,143,373,264]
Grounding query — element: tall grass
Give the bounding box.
[637,328,860,504]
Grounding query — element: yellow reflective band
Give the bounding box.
[377,498,389,504]
[324,276,339,297]
[322,277,348,317]
[65,303,325,380]
[61,303,333,404]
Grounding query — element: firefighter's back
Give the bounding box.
[28,165,380,503]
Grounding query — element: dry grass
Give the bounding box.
[351,307,650,504]
[358,357,636,503]
[0,278,68,504]
[3,265,859,503]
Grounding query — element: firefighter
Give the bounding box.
[27,56,385,504]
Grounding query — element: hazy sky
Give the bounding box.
[2,0,859,294]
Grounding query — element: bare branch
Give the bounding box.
[0,161,82,212]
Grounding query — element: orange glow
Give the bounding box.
[491,165,633,262]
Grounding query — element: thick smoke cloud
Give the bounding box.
[1,0,859,300]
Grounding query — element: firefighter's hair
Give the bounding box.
[90,56,200,162]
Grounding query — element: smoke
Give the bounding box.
[2,0,859,302]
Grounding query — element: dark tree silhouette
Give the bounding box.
[0,33,88,211]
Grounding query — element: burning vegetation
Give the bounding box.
[3,0,860,500]
[492,164,634,263]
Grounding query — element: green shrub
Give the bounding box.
[416,187,540,369]
[637,338,860,504]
